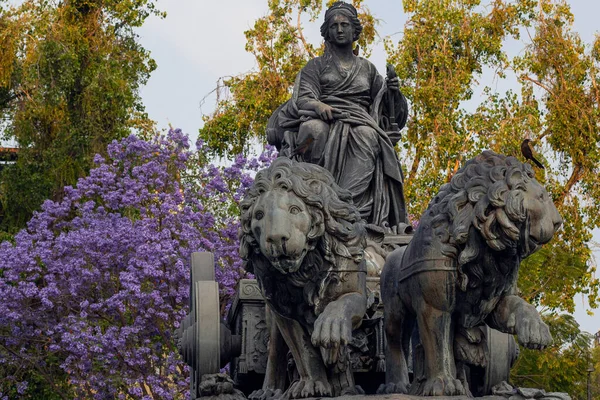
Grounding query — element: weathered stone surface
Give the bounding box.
[380,151,563,397]
[296,395,509,400]
[266,1,408,230]
[295,389,570,400]
[239,157,369,398]
[176,252,224,398]
[198,373,246,400]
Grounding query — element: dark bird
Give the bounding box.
[290,137,315,158]
[521,139,545,169]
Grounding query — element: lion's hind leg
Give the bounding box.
[377,296,413,394]
[377,247,412,394]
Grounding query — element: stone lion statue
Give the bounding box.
[239,157,368,399]
[379,151,563,396]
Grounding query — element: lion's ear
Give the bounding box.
[239,235,260,266]
[239,236,250,259]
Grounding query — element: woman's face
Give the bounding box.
[328,14,353,47]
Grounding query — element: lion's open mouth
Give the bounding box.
[269,249,307,274]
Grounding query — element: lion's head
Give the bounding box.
[423,151,562,284]
[239,158,364,277]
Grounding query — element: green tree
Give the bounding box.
[385,0,533,209]
[391,0,599,312]
[388,1,599,394]
[511,314,593,399]
[591,344,600,399]
[0,0,163,233]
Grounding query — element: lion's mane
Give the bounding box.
[422,151,535,288]
[239,157,365,316]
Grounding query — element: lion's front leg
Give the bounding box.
[310,291,366,396]
[311,292,367,365]
[487,295,552,350]
[250,307,287,400]
[411,272,466,396]
[270,312,332,399]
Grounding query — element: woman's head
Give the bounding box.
[320,1,362,43]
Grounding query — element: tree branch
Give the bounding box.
[556,163,582,206]
[447,131,474,181]
[522,75,554,95]
[295,10,314,59]
[407,146,421,184]
[0,343,69,400]
[590,66,599,105]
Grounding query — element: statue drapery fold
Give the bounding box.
[267,54,408,229]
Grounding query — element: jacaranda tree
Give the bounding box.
[0,129,275,399]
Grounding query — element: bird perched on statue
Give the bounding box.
[290,137,315,158]
[521,139,544,169]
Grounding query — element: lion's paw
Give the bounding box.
[516,316,552,350]
[311,306,353,350]
[287,379,332,399]
[421,375,465,397]
[376,382,409,394]
[249,388,283,400]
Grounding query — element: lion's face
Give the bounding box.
[521,179,563,255]
[250,188,317,274]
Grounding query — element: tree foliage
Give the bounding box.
[511,314,594,399]
[0,0,163,233]
[386,0,532,207]
[0,130,274,398]
[591,344,600,399]
[390,0,599,312]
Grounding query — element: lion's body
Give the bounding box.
[253,249,362,327]
[239,158,368,399]
[380,151,562,396]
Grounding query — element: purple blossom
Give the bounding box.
[0,130,276,398]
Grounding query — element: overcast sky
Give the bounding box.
[136,1,599,335]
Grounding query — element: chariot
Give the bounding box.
[177,247,519,399]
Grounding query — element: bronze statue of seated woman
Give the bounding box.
[267,1,409,231]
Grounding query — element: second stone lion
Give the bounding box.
[379,151,563,396]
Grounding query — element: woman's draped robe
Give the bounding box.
[267,55,409,229]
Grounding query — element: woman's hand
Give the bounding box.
[314,102,339,121]
[386,76,400,92]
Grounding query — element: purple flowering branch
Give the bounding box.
[0,130,276,399]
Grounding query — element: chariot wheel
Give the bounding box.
[469,325,519,396]
[177,253,222,397]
